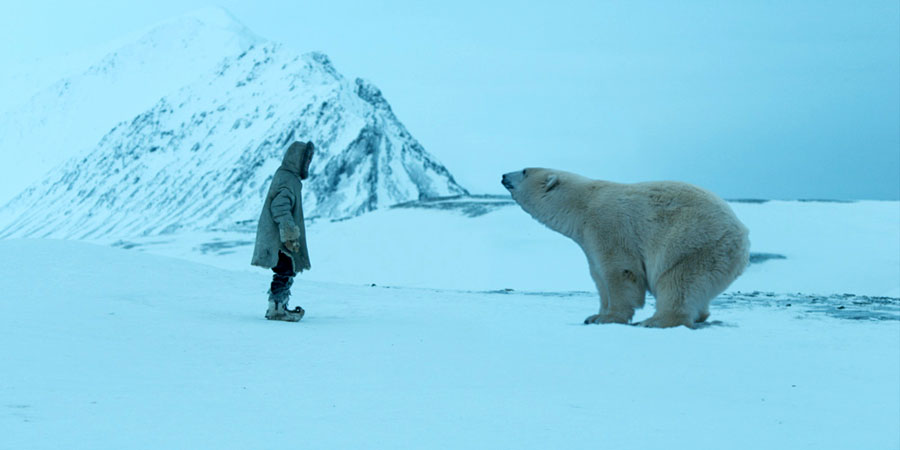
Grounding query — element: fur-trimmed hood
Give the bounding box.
[282,141,314,179]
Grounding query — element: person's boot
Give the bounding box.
[265,287,304,322]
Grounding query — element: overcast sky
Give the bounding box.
[2,0,898,199]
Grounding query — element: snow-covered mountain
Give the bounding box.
[0,36,467,239]
[0,7,262,204]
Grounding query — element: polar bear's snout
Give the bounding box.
[502,170,525,191]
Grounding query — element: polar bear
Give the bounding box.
[502,168,750,328]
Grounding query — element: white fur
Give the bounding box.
[502,168,750,328]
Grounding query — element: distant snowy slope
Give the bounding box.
[92,199,900,298]
[0,48,115,114]
[0,42,466,239]
[0,7,262,204]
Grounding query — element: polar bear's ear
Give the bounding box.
[545,174,559,191]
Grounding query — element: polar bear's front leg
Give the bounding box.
[585,267,619,324]
[584,267,644,325]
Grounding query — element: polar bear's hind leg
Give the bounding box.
[645,244,743,328]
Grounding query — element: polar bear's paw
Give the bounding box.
[637,314,695,329]
[584,313,631,325]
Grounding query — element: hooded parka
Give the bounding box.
[251,141,314,273]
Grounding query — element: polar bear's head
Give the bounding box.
[501,168,559,199]
[501,168,587,237]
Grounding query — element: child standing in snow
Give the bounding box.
[251,141,314,321]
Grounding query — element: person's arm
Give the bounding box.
[271,188,301,253]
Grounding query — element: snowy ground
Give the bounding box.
[2,200,899,449]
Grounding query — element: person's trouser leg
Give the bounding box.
[270,251,296,296]
[266,252,303,321]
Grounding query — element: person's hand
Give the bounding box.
[279,223,301,253]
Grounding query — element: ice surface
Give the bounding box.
[1,239,897,449]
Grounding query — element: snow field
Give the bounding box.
[1,239,897,449]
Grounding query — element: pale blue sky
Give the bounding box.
[2,0,898,199]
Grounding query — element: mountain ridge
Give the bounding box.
[0,7,263,204]
[0,40,467,239]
